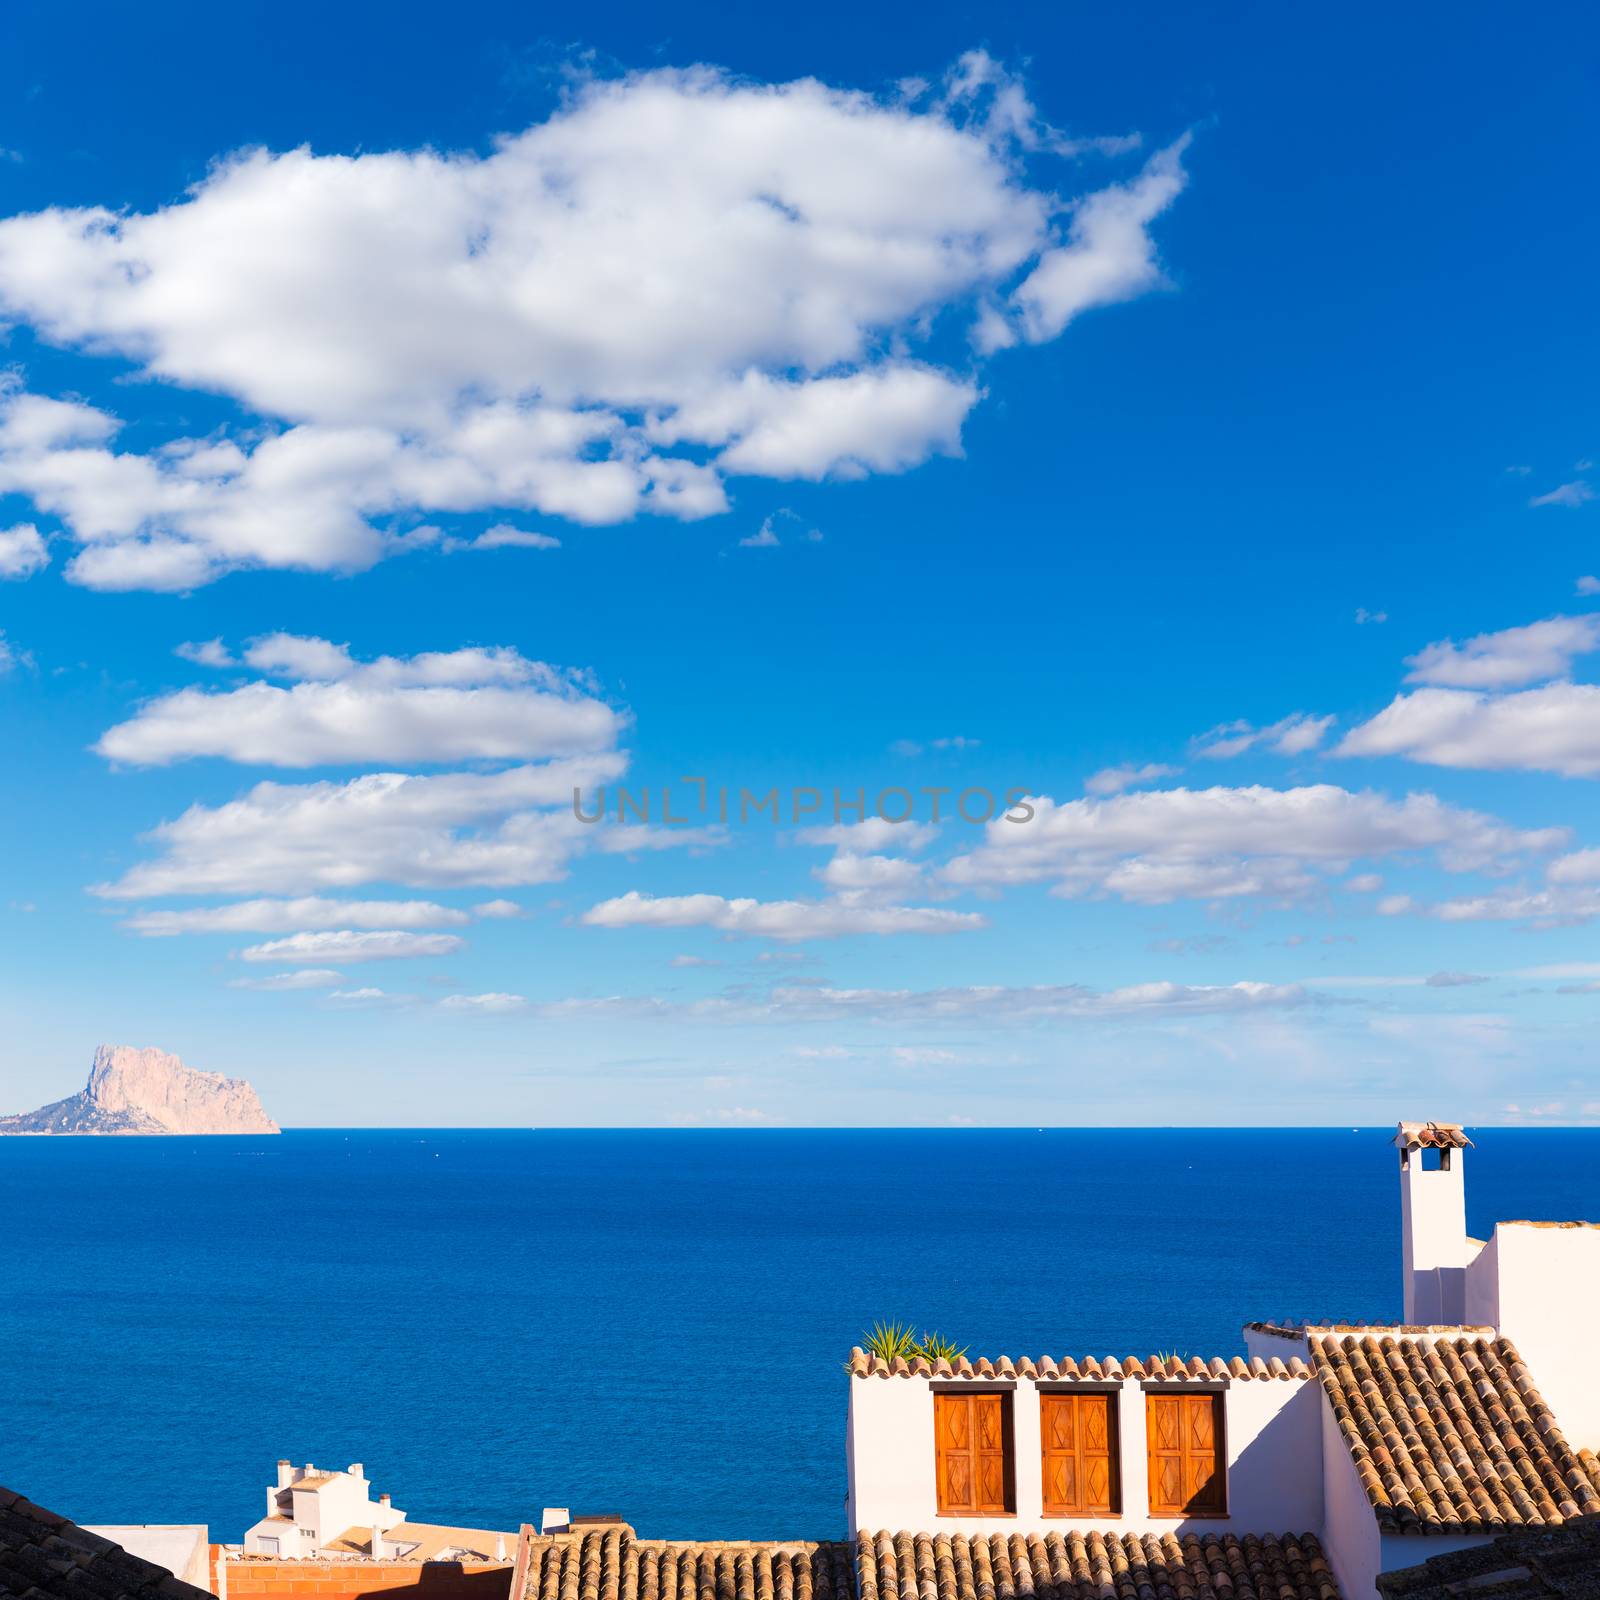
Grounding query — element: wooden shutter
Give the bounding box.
[1041,1392,1118,1515]
[1146,1393,1225,1515]
[934,1392,1013,1514]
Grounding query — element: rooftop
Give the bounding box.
[513,1526,1345,1600]
[1375,1517,1600,1599]
[0,1488,209,1600]
[1310,1333,1600,1534]
[324,1521,513,1562]
[1393,1122,1473,1150]
[846,1349,1310,1380]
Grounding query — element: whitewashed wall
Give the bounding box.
[846,1373,1322,1537]
[1475,1221,1600,1452]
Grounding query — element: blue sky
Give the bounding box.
[2,0,1598,1126]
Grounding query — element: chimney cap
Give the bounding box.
[1394,1120,1472,1150]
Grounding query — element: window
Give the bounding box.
[1146,1392,1225,1515]
[933,1390,1014,1514]
[1041,1391,1119,1515]
[259,1537,279,1555]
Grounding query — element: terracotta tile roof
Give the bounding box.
[1245,1322,1495,1338]
[1310,1334,1600,1534]
[846,1349,1311,1380]
[1393,1122,1473,1150]
[514,1528,1345,1600]
[855,1529,1343,1600]
[0,1488,210,1600]
[1375,1516,1600,1599]
[516,1526,854,1600]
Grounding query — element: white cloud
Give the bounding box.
[439,992,527,1012]
[1083,762,1179,796]
[90,753,690,898]
[528,975,1318,1026]
[471,898,525,918]
[582,889,985,939]
[127,897,470,935]
[764,977,1314,1023]
[227,967,343,991]
[96,638,620,766]
[0,62,1184,589]
[891,1046,958,1064]
[1423,886,1600,926]
[1346,873,1384,893]
[0,522,48,579]
[1530,481,1594,508]
[238,929,464,962]
[0,631,22,675]
[1192,713,1333,760]
[941,784,1557,905]
[1577,576,1600,597]
[815,852,928,900]
[1403,615,1600,690]
[737,518,781,549]
[795,817,939,851]
[456,523,560,552]
[1008,136,1189,344]
[1355,607,1387,625]
[175,638,236,668]
[1337,683,1600,776]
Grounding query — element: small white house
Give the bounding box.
[242,1460,406,1557]
[843,1121,1600,1600]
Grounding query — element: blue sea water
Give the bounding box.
[3,1128,1597,1543]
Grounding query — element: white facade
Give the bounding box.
[242,1461,405,1557]
[842,1119,1600,1600]
[846,1369,1322,1537]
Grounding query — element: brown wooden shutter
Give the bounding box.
[934,1392,1013,1515]
[1146,1393,1225,1515]
[1041,1393,1118,1515]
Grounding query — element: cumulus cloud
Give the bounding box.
[1337,683,1600,777]
[97,637,619,766]
[0,522,47,579]
[89,752,721,898]
[1083,762,1180,796]
[127,897,470,935]
[1192,713,1333,760]
[582,889,985,939]
[1403,615,1600,690]
[238,930,464,962]
[0,61,1186,589]
[941,784,1561,905]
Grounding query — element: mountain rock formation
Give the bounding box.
[0,1044,279,1134]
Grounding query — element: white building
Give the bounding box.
[243,1461,407,1558]
[241,1459,514,1563]
[842,1121,1600,1600]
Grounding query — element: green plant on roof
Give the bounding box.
[853,1322,969,1367]
[861,1320,922,1363]
[916,1331,969,1363]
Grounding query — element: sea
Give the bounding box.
[3,1128,1597,1543]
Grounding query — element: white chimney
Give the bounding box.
[348,1463,363,1479]
[276,1461,293,1489]
[495,1536,507,1562]
[372,1526,386,1561]
[541,1509,570,1535]
[1396,1121,1473,1322]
